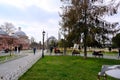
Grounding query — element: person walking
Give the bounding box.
[108,47,112,52]
[50,46,53,55]
[18,46,21,53]
[14,46,17,54]
[33,47,36,55]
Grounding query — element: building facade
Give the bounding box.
[0,27,30,51]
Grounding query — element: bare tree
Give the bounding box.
[0,22,16,34]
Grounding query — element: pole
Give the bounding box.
[42,31,45,58]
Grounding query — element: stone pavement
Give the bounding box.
[80,53,119,60]
[0,50,42,80]
[45,51,120,60]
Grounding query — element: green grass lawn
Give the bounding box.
[0,54,26,63]
[0,55,14,62]
[19,56,120,80]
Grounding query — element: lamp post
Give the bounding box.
[42,30,45,58]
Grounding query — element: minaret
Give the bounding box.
[58,31,61,41]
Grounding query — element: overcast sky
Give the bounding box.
[0,0,61,42]
[0,0,120,42]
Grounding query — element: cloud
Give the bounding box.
[0,4,60,23]
[0,0,61,12]
[0,0,30,9]
[105,12,120,23]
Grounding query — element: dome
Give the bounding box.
[14,27,26,37]
[15,31,26,36]
[0,28,8,35]
[47,36,57,43]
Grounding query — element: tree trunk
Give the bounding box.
[84,0,87,59]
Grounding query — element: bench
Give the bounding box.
[72,50,80,56]
[54,48,63,55]
[92,51,103,58]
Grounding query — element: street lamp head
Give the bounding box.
[42,31,45,35]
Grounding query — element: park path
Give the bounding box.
[45,50,120,60]
[80,53,119,60]
[0,50,42,80]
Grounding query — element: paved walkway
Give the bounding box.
[45,51,120,60]
[0,50,42,80]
